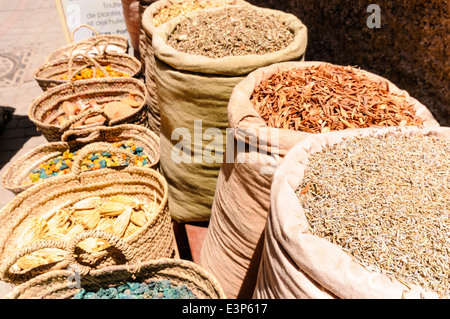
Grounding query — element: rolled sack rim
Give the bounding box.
[150,4,308,76]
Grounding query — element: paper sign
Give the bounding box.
[55,0,130,44]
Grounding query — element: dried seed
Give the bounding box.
[297,133,450,298]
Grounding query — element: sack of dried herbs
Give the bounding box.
[253,126,449,299]
[140,0,249,134]
[200,61,439,299]
[151,6,308,224]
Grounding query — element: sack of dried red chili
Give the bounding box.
[151,6,308,224]
[200,61,439,299]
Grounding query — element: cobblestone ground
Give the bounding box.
[0,0,67,297]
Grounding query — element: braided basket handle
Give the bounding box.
[59,108,112,133]
[65,230,135,275]
[70,141,136,175]
[67,53,110,82]
[0,240,69,280]
[71,24,100,42]
[61,126,107,143]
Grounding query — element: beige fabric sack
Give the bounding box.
[151,7,308,223]
[200,61,440,299]
[253,126,449,299]
[141,0,249,134]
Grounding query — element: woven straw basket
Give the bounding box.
[5,258,226,299]
[45,24,129,63]
[0,142,178,285]
[1,124,160,194]
[28,76,150,142]
[34,50,142,92]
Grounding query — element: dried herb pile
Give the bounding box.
[152,1,228,27]
[167,6,294,58]
[296,133,450,298]
[251,64,424,133]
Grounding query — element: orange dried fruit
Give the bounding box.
[120,92,141,108]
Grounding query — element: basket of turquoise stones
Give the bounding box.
[1,124,160,194]
[6,258,226,299]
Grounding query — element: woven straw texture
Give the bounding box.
[0,142,177,285]
[45,24,129,63]
[1,124,160,194]
[33,50,142,92]
[28,77,150,142]
[5,258,226,299]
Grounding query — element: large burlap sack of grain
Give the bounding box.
[253,126,449,299]
[200,61,440,299]
[151,6,308,223]
[141,0,250,134]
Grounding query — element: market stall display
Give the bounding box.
[200,61,439,299]
[0,142,177,285]
[152,5,307,223]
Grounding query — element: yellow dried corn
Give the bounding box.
[130,209,147,227]
[71,197,102,210]
[16,217,49,248]
[46,210,71,230]
[125,222,140,238]
[15,255,47,270]
[34,248,65,263]
[99,202,126,217]
[65,224,85,238]
[77,238,110,253]
[73,208,101,230]
[109,195,136,205]
[112,206,132,238]
[96,217,114,233]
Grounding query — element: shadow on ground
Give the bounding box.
[0,106,42,170]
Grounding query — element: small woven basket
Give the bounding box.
[0,142,178,285]
[34,50,142,92]
[1,124,160,194]
[28,76,149,142]
[45,24,129,63]
[5,258,226,299]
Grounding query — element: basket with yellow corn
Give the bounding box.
[0,142,177,285]
[1,124,160,194]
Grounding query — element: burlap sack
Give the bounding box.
[152,7,308,223]
[141,0,250,134]
[200,61,440,299]
[122,0,141,55]
[253,126,449,299]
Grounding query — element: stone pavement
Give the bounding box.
[0,0,68,297]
